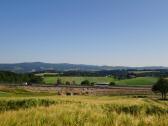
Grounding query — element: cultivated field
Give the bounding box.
[116,77,158,86]
[0,86,167,126]
[43,76,115,84]
[43,76,158,86]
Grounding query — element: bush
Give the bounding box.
[56,78,62,85]
[109,82,116,86]
[65,81,71,85]
[90,82,96,86]
[72,81,76,85]
[81,80,90,86]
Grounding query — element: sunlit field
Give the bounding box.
[0,87,167,126]
[43,76,115,84]
[116,77,158,86]
[43,76,158,86]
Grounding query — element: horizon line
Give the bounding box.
[0,61,167,68]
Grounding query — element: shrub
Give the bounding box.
[90,82,96,86]
[81,80,90,86]
[72,81,76,85]
[109,82,116,86]
[56,78,62,85]
[65,81,71,85]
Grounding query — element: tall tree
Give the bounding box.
[152,78,168,100]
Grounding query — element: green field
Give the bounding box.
[116,77,158,86]
[43,76,158,86]
[0,86,167,126]
[0,86,57,97]
[43,76,115,84]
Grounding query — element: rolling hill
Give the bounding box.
[0,62,167,73]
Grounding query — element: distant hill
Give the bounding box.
[0,62,167,73]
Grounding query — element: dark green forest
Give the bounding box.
[0,71,43,84]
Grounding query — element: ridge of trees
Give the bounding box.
[0,71,43,84]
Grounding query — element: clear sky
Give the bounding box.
[0,0,168,66]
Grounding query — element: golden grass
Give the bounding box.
[0,96,168,126]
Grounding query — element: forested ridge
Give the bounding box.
[0,71,43,84]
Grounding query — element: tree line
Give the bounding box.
[1,71,168,100]
[36,69,168,79]
[0,71,43,84]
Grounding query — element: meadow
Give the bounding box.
[43,76,115,84]
[43,76,158,86]
[0,93,168,126]
[116,77,158,86]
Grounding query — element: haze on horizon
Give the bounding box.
[0,0,168,67]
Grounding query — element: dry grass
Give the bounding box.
[0,96,167,126]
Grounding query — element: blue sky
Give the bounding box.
[0,0,168,66]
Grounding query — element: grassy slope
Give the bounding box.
[0,95,168,126]
[0,86,167,125]
[116,77,158,86]
[43,76,158,86]
[43,76,115,84]
[0,87,57,97]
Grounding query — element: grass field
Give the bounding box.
[0,86,57,97]
[0,86,167,126]
[43,76,158,86]
[0,88,167,126]
[43,76,115,84]
[116,77,158,86]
